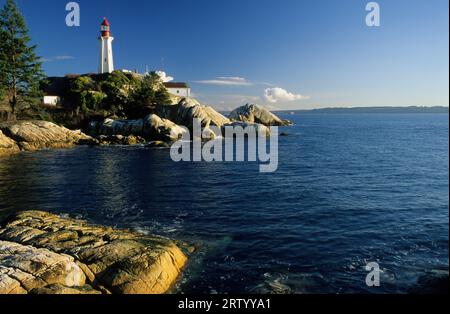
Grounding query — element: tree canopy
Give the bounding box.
[0,0,45,113]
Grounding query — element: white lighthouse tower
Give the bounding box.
[98,18,114,74]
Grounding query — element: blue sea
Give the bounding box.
[0,113,448,293]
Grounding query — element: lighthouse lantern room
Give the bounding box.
[99,18,114,74]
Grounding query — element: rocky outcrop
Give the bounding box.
[88,99,288,142]
[1,100,292,156]
[222,121,271,137]
[97,135,147,146]
[89,118,145,137]
[229,104,292,126]
[157,98,230,129]
[31,283,102,295]
[0,130,20,156]
[0,241,87,294]
[144,114,188,141]
[146,141,171,148]
[0,120,96,152]
[0,211,188,294]
[89,114,187,142]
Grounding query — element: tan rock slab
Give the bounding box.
[0,211,188,294]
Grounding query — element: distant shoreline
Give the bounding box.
[275,106,449,114]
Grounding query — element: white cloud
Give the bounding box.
[194,77,253,86]
[263,87,309,103]
[53,56,75,60]
[41,55,75,62]
[155,71,174,83]
[217,76,247,82]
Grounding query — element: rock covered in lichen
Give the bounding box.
[0,211,188,294]
[96,134,147,146]
[0,240,87,294]
[0,120,96,152]
[0,130,20,156]
[30,283,102,295]
[157,98,230,129]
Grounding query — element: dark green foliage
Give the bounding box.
[0,0,45,114]
[37,69,173,128]
[98,71,133,116]
[0,86,5,102]
[44,71,171,123]
[0,61,5,101]
[66,76,105,114]
[126,72,171,119]
[85,91,106,112]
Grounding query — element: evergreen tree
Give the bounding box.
[0,0,45,113]
[127,72,171,118]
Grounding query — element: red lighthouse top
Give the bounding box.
[100,17,111,37]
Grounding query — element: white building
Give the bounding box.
[164,82,191,98]
[43,96,61,106]
[98,18,114,74]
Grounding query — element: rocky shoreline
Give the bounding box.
[0,120,97,156]
[0,100,292,157]
[0,211,188,294]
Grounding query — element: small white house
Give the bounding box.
[164,82,191,98]
[43,96,61,106]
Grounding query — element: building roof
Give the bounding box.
[102,18,110,26]
[163,82,189,89]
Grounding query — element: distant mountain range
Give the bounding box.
[280,106,449,114]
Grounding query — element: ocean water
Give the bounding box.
[0,113,448,294]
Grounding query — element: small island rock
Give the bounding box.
[229,104,292,126]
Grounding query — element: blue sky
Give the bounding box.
[7,0,449,110]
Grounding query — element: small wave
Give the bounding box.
[249,273,293,294]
